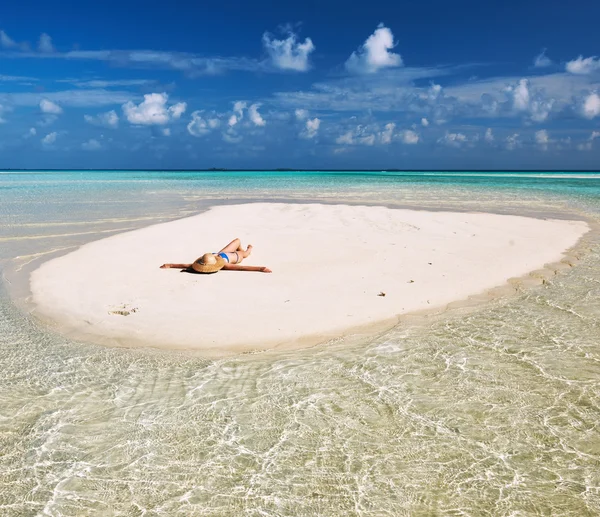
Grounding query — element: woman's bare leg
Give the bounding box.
[219,238,241,253]
[228,244,253,264]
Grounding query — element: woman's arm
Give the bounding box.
[160,263,192,269]
[222,264,272,273]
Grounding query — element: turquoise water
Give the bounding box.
[1,171,600,516]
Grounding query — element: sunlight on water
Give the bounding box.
[1,171,600,515]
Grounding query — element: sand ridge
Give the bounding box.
[29,203,589,353]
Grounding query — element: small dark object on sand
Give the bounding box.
[378,292,386,297]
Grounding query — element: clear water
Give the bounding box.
[1,171,600,516]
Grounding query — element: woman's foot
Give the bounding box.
[246,244,253,256]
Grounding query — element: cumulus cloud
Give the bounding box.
[336,126,376,146]
[421,117,429,127]
[505,79,554,122]
[40,99,63,114]
[399,129,419,144]
[38,33,55,53]
[529,97,554,122]
[84,110,119,128]
[484,128,494,143]
[346,24,403,74]
[535,129,550,150]
[42,131,57,145]
[438,132,467,148]
[533,49,552,68]
[248,103,266,126]
[380,123,395,144]
[509,79,530,111]
[122,93,186,125]
[29,127,36,136]
[506,133,521,151]
[187,111,220,137]
[295,108,309,120]
[582,93,600,119]
[336,123,411,146]
[262,30,315,71]
[300,117,320,139]
[578,131,600,151]
[228,101,247,127]
[566,56,600,75]
[81,138,101,151]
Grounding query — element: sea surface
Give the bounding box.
[1,170,600,516]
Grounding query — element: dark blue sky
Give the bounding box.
[0,0,599,169]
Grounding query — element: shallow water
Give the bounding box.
[1,171,600,516]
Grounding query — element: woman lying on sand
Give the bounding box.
[160,238,272,274]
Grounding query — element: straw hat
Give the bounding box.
[191,253,226,274]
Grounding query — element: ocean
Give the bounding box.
[1,170,600,516]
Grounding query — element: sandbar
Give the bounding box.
[29,203,589,353]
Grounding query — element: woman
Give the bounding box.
[160,238,272,273]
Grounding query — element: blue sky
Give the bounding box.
[0,0,599,170]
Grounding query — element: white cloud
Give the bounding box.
[1,89,135,108]
[438,132,467,148]
[535,129,550,150]
[509,79,530,111]
[582,93,600,119]
[336,123,408,146]
[566,56,600,75]
[71,79,154,88]
[399,129,419,144]
[248,103,266,126]
[578,131,600,151]
[484,128,494,143]
[295,108,309,120]
[82,138,101,151]
[122,93,186,125]
[529,97,554,122]
[162,128,171,136]
[0,30,16,49]
[346,24,402,74]
[421,117,429,127]
[42,132,57,145]
[336,131,355,145]
[40,99,63,114]
[222,132,243,144]
[300,117,320,139]
[360,134,376,146]
[505,79,555,122]
[84,109,119,128]
[336,126,376,146]
[262,30,315,71]
[533,49,552,68]
[29,127,36,136]
[38,33,55,53]
[228,101,247,127]
[506,133,521,151]
[379,123,395,144]
[187,111,220,137]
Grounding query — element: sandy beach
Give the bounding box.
[29,203,589,353]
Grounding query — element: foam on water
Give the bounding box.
[1,171,600,515]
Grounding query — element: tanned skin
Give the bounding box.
[160,238,272,273]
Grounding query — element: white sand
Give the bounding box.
[30,203,588,353]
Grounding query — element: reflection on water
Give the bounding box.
[1,171,600,515]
